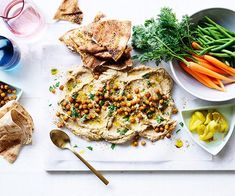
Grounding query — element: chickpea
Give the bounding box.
[116,103,120,108]
[56,112,60,117]
[106,85,110,91]
[135,98,141,104]
[57,122,64,128]
[67,111,72,116]
[104,94,109,99]
[63,115,69,121]
[160,127,164,132]
[1,100,5,105]
[1,92,6,97]
[145,92,151,98]
[62,101,67,107]
[4,85,9,90]
[172,108,178,114]
[162,95,168,100]
[84,109,89,114]
[124,111,129,116]
[132,141,138,147]
[127,102,131,107]
[137,113,143,120]
[12,90,16,94]
[130,117,136,123]
[165,124,169,130]
[59,85,64,91]
[51,89,56,94]
[134,88,139,94]
[137,94,141,99]
[83,104,88,109]
[75,103,79,108]
[88,103,93,109]
[95,97,100,103]
[145,100,150,105]
[79,105,83,110]
[150,107,155,112]
[66,104,71,110]
[155,127,159,132]
[68,97,74,103]
[113,85,119,90]
[95,91,100,96]
[166,133,171,139]
[94,74,99,80]
[141,140,146,146]
[131,107,136,112]
[95,108,101,113]
[103,106,107,110]
[127,94,132,100]
[117,108,123,114]
[114,97,119,102]
[121,102,126,107]
[154,89,160,94]
[7,89,12,94]
[98,87,103,92]
[152,95,158,101]
[139,106,145,111]
[159,99,164,104]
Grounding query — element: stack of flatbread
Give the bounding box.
[54,0,83,24]
[59,14,132,72]
[0,101,34,163]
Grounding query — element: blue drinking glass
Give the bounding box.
[0,35,20,71]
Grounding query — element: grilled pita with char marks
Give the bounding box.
[59,14,132,72]
[54,0,83,24]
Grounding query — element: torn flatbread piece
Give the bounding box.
[54,0,83,24]
[59,14,132,72]
[0,101,34,163]
[92,20,132,61]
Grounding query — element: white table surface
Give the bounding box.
[1,0,235,195]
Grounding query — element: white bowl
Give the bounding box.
[181,103,235,155]
[0,81,23,103]
[170,8,235,102]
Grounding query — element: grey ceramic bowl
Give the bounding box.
[170,8,235,101]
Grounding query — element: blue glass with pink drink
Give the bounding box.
[0,36,20,71]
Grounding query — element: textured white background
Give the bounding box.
[0,0,235,195]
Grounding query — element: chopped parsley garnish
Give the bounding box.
[99,100,105,106]
[111,143,116,150]
[49,82,60,92]
[147,80,151,87]
[142,73,150,79]
[80,114,87,122]
[87,146,93,151]
[71,107,79,118]
[48,104,52,107]
[176,129,181,133]
[117,128,129,135]
[72,92,78,99]
[179,122,184,127]
[108,105,117,117]
[156,115,164,123]
[73,144,78,148]
[123,115,130,122]
[88,93,95,100]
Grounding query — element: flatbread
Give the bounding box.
[0,101,34,163]
[54,0,83,24]
[92,20,132,61]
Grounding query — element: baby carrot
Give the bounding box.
[203,55,235,76]
[187,62,235,82]
[179,62,224,91]
[192,42,203,50]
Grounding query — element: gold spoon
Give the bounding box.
[50,129,109,185]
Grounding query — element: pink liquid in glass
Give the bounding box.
[3,1,45,37]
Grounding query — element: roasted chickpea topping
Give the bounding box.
[160,127,164,132]
[159,99,164,104]
[132,141,138,147]
[74,103,79,108]
[141,140,146,146]
[121,102,126,107]
[67,111,72,116]
[62,101,67,107]
[127,102,131,107]
[137,113,143,119]
[155,127,159,132]
[165,124,169,130]
[66,104,71,110]
[154,89,160,94]
[113,85,119,90]
[98,87,103,92]
[130,117,136,123]
[134,88,139,94]
[172,108,178,114]
[127,94,132,100]
[56,112,60,117]
[63,115,69,121]
[57,122,64,128]
[59,85,64,91]
[68,97,74,103]
[145,92,151,98]
[95,108,101,113]
[166,133,171,139]
[162,95,168,100]
[94,74,99,80]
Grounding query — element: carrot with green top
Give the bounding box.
[179,62,224,91]
[203,55,235,76]
[187,62,235,82]
[192,42,203,50]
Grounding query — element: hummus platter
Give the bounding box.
[56,65,178,144]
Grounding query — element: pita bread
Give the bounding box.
[54,0,83,24]
[92,20,132,61]
[0,101,34,163]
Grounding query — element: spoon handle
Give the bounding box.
[71,148,109,185]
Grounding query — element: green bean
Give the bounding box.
[221,49,235,57]
[199,45,217,55]
[211,39,235,52]
[206,38,231,45]
[208,52,230,57]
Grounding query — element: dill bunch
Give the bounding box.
[132,7,194,64]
